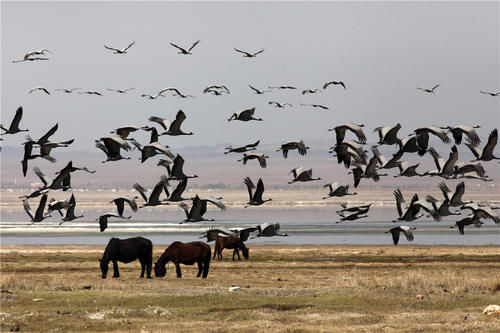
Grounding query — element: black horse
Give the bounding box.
[100,237,153,279]
[213,236,249,260]
[154,241,211,279]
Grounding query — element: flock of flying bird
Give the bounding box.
[3,41,500,248]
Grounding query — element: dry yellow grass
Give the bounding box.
[1,245,500,332]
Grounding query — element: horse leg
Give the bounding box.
[112,260,119,278]
[175,261,182,278]
[212,244,217,260]
[139,258,145,278]
[218,246,223,260]
[146,255,152,279]
[202,256,210,279]
[196,260,203,277]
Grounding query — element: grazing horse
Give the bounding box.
[99,237,153,279]
[154,241,211,279]
[213,236,249,261]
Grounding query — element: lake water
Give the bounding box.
[1,207,499,246]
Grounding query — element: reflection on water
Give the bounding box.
[1,207,499,246]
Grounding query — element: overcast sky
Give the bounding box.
[2,1,499,151]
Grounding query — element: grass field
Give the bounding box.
[1,245,499,332]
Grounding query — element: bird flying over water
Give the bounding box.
[300,103,329,110]
[149,110,193,136]
[1,106,29,135]
[170,40,200,55]
[323,81,346,90]
[386,226,416,245]
[234,48,264,57]
[23,193,51,223]
[244,177,272,207]
[104,41,135,54]
[288,167,321,184]
[29,87,50,95]
[224,140,260,154]
[107,88,135,94]
[322,183,357,199]
[479,90,500,96]
[97,213,131,232]
[268,101,293,108]
[55,88,80,94]
[464,129,498,161]
[227,107,262,122]
[248,85,271,94]
[417,84,440,94]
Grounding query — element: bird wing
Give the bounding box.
[36,193,49,219]
[65,194,77,219]
[104,45,121,52]
[169,110,187,132]
[482,129,498,158]
[190,196,203,219]
[149,116,169,131]
[371,146,388,167]
[149,142,175,159]
[248,85,260,93]
[394,189,405,217]
[169,179,187,201]
[10,106,24,130]
[234,48,251,56]
[202,197,226,211]
[178,202,190,219]
[345,123,367,143]
[33,166,50,186]
[252,49,264,56]
[133,183,148,202]
[457,126,481,146]
[188,40,200,52]
[442,146,458,175]
[123,41,135,51]
[431,84,440,91]
[297,140,307,155]
[170,42,187,52]
[401,228,414,242]
[113,198,125,216]
[150,176,169,203]
[244,177,255,200]
[390,228,400,245]
[258,155,267,168]
[253,178,265,203]
[426,125,451,143]
[438,181,451,201]
[322,82,333,89]
[245,140,260,149]
[170,154,185,179]
[38,123,58,145]
[23,199,34,221]
[451,182,465,204]
[428,147,444,172]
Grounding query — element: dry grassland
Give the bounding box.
[1,245,500,332]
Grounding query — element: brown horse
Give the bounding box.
[213,236,249,261]
[154,241,211,279]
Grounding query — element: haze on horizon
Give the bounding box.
[1,1,499,153]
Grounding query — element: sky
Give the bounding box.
[1,1,499,152]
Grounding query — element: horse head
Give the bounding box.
[154,261,166,277]
[241,243,249,259]
[99,257,108,278]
